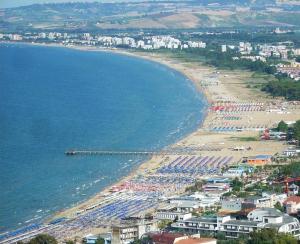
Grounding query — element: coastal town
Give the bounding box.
[1,29,300,82]
[1,25,300,244]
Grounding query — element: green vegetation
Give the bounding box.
[231,177,243,192]
[151,44,300,100]
[185,180,204,192]
[277,120,288,132]
[130,236,152,244]
[26,234,57,244]
[230,136,259,142]
[202,210,218,216]
[215,228,297,244]
[157,220,172,230]
[249,228,297,244]
[95,237,105,244]
[293,120,300,143]
[155,46,275,73]
[3,2,300,32]
[262,75,300,100]
[216,228,297,244]
[276,161,300,178]
[274,202,284,212]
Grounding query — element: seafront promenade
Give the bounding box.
[1,47,300,243]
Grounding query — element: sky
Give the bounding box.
[0,0,99,8]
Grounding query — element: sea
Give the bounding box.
[0,43,207,232]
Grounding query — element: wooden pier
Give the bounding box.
[65,150,198,156]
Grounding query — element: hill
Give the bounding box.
[0,0,300,31]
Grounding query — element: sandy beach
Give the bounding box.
[4,42,300,242]
[35,44,298,238]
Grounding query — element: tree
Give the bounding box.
[216,232,226,240]
[277,121,288,132]
[157,220,172,230]
[293,120,300,144]
[28,234,57,244]
[249,228,297,244]
[95,237,105,244]
[274,202,284,212]
[231,177,243,192]
[65,241,75,244]
[185,180,204,192]
[279,160,300,178]
[130,236,152,244]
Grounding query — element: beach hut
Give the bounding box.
[246,155,272,166]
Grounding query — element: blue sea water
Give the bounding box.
[0,43,207,232]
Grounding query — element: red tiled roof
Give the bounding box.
[283,196,300,205]
[149,232,184,244]
[175,237,216,244]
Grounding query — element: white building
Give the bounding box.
[173,208,300,239]
[111,218,158,244]
[221,198,243,212]
[154,212,192,221]
[187,41,206,48]
[283,196,300,214]
[137,40,145,48]
[221,45,227,53]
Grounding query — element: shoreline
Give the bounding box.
[0,41,212,226]
[2,41,300,241]
[47,44,213,220]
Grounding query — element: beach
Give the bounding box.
[2,42,300,243]
[32,44,299,241]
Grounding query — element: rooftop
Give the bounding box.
[263,215,298,229]
[283,196,300,205]
[223,220,259,227]
[175,237,217,244]
[248,207,283,217]
[148,232,184,244]
[248,155,272,160]
[186,217,217,224]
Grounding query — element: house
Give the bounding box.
[83,234,98,244]
[222,208,300,239]
[172,215,232,234]
[288,184,299,195]
[223,166,253,178]
[283,196,300,214]
[221,198,243,212]
[155,212,192,221]
[220,219,259,238]
[247,208,282,222]
[206,178,230,184]
[247,208,300,238]
[261,192,287,206]
[174,237,217,244]
[245,195,273,208]
[173,208,300,239]
[247,155,272,166]
[83,233,112,244]
[223,168,245,178]
[111,218,158,244]
[187,193,220,209]
[282,148,300,157]
[169,195,218,213]
[176,202,200,213]
[202,183,230,192]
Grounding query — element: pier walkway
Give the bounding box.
[65,150,199,156]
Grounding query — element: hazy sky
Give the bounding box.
[0,0,99,8]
